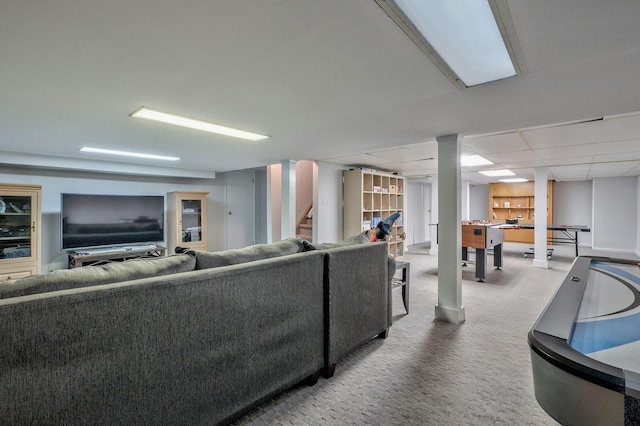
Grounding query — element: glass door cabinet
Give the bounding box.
[167,191,208,253]
[0,184,41,281]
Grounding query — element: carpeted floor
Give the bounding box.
[232,243,638,425]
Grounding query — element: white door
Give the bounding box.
[407,181,431,245]
[226,170,255,249]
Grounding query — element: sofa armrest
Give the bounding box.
[322,242,390,376]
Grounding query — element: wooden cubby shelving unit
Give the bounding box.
[343,168,405,257]
[489,181,554,244]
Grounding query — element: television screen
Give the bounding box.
[61,194,165,250]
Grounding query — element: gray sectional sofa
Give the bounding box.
[0,235,392,425]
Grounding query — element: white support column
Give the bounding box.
[428,175,439,255]
[434,134,465,324]
[280,160,297,240]
[533,167,549,269]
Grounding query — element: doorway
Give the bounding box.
[407,180,431,245]
[226,170,255,249]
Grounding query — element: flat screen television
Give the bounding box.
[61,193,165,251]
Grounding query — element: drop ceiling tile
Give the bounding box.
[548,165,581,174]
[384,159,438,172]
[403,141,439,157]
[403,170,436,178]
[463,132,528,154]
[462,171,484,180]
[593,152,640,163]
[594,138,640,155]
[599,113,640,142]
[521,120,602,148]
[499,159,547,168]
[542,155,593,166]
[506,168,535,178]
[404,139,438,149]
[368,146,435,162]
[462,173,493,184]
[588,169,628,178]
[589,160,639,171]
[550,164,590,176]
[322,153,376,165]
[534,144,596,160]
[484,150,536,163]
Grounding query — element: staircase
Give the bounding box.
[296,204,313,240]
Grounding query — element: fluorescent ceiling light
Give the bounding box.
[479,169,515,177]
[130,107,269,141]
[461,154,493,167]
[80,147,180,161]
[376,0,525,87]
[500,177,528,183]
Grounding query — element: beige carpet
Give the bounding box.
[233,243,637,425]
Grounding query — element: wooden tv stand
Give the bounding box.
[68,245,166,268]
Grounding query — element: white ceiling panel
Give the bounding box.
[498,159,547,169]
[542,155,594,167]
[322,153,379,166]
[594,139,640,155]
[403,141,439,157]
[368,147,434,162]
[555,164,591,173]
[599,113,640,142]
[589,160,639,172]
[386,159,438,172]
[403,168,438,177]
[463,132,528,154]
[521,120,602,148]
[588,169,631,178]
[483,150,536,164]
[504,168,538,179]
[462,172,493,183]
[534,145,597,160]
[549,164,589,180]
[593,152,640,163]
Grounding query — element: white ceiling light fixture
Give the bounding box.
[479,169,515,177]
[80,147,180,161]
[500,177,528,182]
[130,107,270,142]
[461,154,493,167]
[374,0,526,88]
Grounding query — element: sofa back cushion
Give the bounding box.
[304,231,371,251]
[188,237,309,270]
[0,253,196,299]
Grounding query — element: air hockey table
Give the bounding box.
[529,256,640,425]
